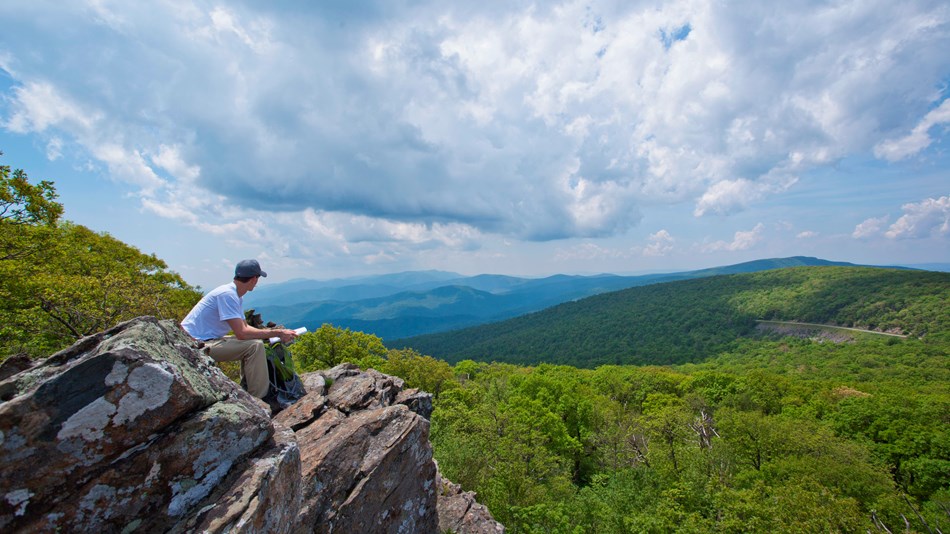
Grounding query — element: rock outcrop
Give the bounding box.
[436,474,505,534]
[0,317,503,533]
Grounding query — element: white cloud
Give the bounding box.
[0,0,949,272]
[885,195,950,238]
[4,81,98,134]
[853,197,950,241]
[875,99,950,161]
[3,81,167,192]
[299,209,346,244]
[703,223,765,252]
[853,215,890,239]
[198,218,271,243]
[643,229,675,257]
[140,197,198,224]
[206,6,275,53]
[90,143,165,193]
[293,209,485,263]
[694,176,798,216]
[45,136,63,160]
[796,230,818,239]
[151,145,200,183]
[553,229,676,261]
[694,179,754,217]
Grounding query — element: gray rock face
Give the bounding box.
[436,472,506,534]
[0,317,503,533]
[277,364,439,534]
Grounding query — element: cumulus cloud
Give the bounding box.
[151,145,200,183]
[796,230,818,239]
[1,0,949,263]
[885,195,950,238]
[694,176,798,216]
[4,81,99,134]
[703,223,765,252]
[875,99,950,161]
[3,80,166,192]
[643,230,675,256]
[853,215,890,239]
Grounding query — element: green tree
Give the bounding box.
[0,152,62,225]
[2,223,201,356]
[0,152,200,358]
[513,365,598,484]
[713,479,867,533]
[640,393,694,476]
[484,394,579,523]
[291,323,388,372]
[379,347,457,397]
[0,151,63,262]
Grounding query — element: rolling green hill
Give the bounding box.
[251,256,886,340]
[393,266,950,366]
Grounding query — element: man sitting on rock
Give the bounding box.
[181,259,298,399]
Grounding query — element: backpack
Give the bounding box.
[244,309,307,409]
[265,341,307,409]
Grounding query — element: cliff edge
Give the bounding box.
[0,316,503,533]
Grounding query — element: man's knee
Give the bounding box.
[232,339,263,360]
[244,342,270,398]
[245,340,266,366]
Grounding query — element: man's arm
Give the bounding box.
[225,318,298,343]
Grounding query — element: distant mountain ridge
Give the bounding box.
[393,265,949,367]
[246,257,906,340]
[247,270,465,305]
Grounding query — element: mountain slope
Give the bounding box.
[250,257,877,340]
[391,266,950,367]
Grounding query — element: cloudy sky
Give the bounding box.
[1,0,948,290]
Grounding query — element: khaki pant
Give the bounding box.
[204,337,269,398]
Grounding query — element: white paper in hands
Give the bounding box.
[269,327,307,344]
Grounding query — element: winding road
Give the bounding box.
[756,320,908,338]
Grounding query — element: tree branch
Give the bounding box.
[39,297,84,339]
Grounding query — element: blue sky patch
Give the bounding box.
[660,23,692,49]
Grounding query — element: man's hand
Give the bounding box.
[226,318,299,343]
[272,328,298,344]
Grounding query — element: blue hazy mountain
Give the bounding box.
[244,257,888,340]
[245,270,465,306]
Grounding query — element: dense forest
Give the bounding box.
[290,314,949,532]
[395,266,950,366]
[3,153,948,532]
[289,265,949,532]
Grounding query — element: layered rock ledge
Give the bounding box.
[0,316,503,533]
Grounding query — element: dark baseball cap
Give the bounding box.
[235,259,267,278]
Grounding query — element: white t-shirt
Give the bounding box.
[180,282,245,341]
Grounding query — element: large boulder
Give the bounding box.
[276,364,439,533]
[0,317,503,533]
[0,317,291,532]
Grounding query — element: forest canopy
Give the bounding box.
[286,321,950,533]
[396,266,950,366]
[291,264,949,532]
